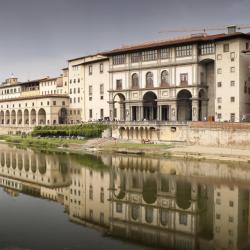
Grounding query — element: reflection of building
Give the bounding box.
[0,144,71,189]
[109,162,214,249]
[1,147,250,250]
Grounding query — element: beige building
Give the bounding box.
[104,27,250,123]
[0,76,69,131]
[65,54,109,123]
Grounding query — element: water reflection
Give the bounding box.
[0,144,250,250]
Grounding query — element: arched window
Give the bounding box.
[132,73,139,89]
[161,70,169,87]
[146,72,154,88]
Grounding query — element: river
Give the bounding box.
[0,143,249,250]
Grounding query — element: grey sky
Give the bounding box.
[0,0,249,82]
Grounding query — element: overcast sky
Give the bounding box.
[0,0,249,82]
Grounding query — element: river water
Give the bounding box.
[0,143,250,250]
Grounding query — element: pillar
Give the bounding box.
[170,102,177,122]
[192,100,199,121]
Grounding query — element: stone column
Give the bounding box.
[192,100,199,121]
[170,102,177,122]
[109,103,114,121]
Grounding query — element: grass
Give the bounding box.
[0,135,87,149]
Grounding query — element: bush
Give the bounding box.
[31,124,109,138]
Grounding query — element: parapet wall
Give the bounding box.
[112,122,250,146]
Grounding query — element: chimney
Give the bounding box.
[227,25,237,34]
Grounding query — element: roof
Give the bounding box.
[0,94,69,103]
[103,32,250,55]
[74,57,109,66]
[68,52,106,62]
[39,77,59,82]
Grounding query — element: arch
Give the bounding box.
[38,155,46,175]
[6,153,10,168]
[1,152,4,167]
[146,72,154,88]
[176,179,192,210]
[143,91,157,120]
[160,70,169,87]
[17,110,22,125]
[58,108,67,124]
[177,89,192,121]
[131,73,139,89]
[12,154,16,169]
[113,93,126,121]
[38,108,46,125]
[30,109,36,125]
[24,109,29,125]
[0,111,4,124]
[31,155,37,173]
[24,154,29,172]
[142,176,157,204]
[5,110,10,125]
[18,154,23,170]
[11,110,16,125]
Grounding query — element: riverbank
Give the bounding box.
[1,135,250,164]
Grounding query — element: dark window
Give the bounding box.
[161,70,169,87]
[116,80,122,90]
[176,45,192,57]
[113,55,126,65]
[223,43,229,52]
[160,48,170,59]
[131,52,141,63]
[89,109,92,119]
[89,65,92,75]
[100,63,104,73]
[199,43,215,55]
[131,73,139,89]
[142,50,157,61]
[146,72,154,88]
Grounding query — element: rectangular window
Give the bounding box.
[230,81,235,86]
[100,84,104,95]
[100,109,104,118]
[217,54,222,60]
[217,113,222,119]
[217,68,222,74]
[217,97,222,103]
[113,55,126,65]
[217,82,222,87]
[89,65,92,75]
[89,85,93,95]
[116,79,122,90]
[142,50,157,61]
[100,63,103,73]
[116,202,123,213]
[179,213,187,225]
[223,43,230,52]
[176,45,193,57]
[53,101,56,105]
[230,67,235,73]
[230,96,235,102]
[199,43,215,55]
[89,109,93,119]
[131,52,141,63]
[160,48,170,59]
[180,73,188,85]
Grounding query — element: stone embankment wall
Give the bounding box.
[112,122,250,146]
